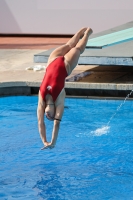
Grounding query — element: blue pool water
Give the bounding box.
[1,96,133,200]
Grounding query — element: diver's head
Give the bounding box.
[45,104,55,121]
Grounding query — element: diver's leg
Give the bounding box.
[76,28,93,53]
[64,28,93,74]
[47,28,87,64]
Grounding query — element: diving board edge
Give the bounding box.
[34,54,133,66]
[78,56,133,66]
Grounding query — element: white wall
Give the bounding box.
[0,0,133,35]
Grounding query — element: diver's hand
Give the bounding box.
[41,142,55,150]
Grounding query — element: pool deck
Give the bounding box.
[1,23,133,98]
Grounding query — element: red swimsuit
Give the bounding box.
[40,56,68,102]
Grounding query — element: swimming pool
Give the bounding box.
[1,96,133,200]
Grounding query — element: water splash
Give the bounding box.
[107,89,133,126]
[91,89,133,137]
[91,126,110,136]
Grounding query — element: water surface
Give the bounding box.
[1,96,133,200]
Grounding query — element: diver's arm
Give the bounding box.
[50,119,61,147]
[41,103,64,149]
[37,99,48,147]
[51,103,64,146]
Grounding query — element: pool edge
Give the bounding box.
[0,81,133,98]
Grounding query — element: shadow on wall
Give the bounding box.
[0,1,21,34]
